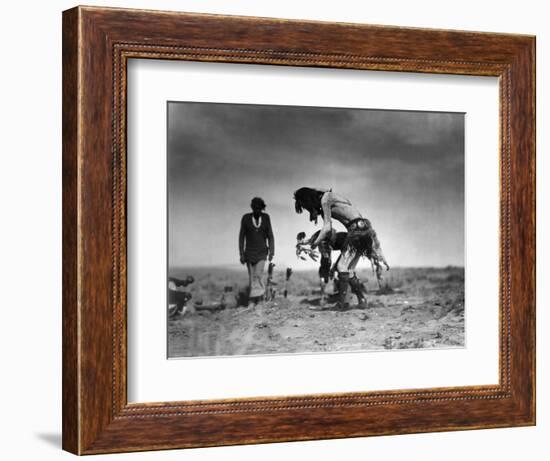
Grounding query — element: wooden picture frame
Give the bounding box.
[62,5,535,455]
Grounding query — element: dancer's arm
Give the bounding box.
[313,191,333,246]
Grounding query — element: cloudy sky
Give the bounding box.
[168,101,464,270]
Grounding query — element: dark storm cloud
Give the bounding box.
[169,103,463,169]
[168,102,464,268]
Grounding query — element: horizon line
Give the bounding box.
[170,264,465,271]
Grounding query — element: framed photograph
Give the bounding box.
[62,6,535,454]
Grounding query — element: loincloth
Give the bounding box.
[343,218,379,259]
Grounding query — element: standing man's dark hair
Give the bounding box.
[239,196,275,306]
[250,196,266,211]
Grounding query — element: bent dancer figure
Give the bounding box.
[294,187,389,309]
[239,197,275,307]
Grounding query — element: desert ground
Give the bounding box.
[167,266,465,358]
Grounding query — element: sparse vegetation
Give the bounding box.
[168,266,465,357]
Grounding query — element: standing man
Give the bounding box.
[239,197,275,305]
[294,187,389,309]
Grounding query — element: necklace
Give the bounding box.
[252,215,262,230]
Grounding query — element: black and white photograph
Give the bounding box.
[167,101,465,358]
[3,0,542,458]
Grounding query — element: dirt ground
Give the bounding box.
[167,266,465,358]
